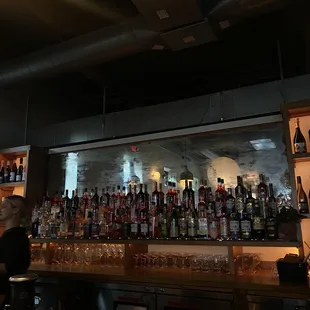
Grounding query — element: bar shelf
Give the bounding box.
[0,181,25,188]
[30,238,301,247]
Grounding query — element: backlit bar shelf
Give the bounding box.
[30,238,302,247]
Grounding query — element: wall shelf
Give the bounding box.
[30,238,302,248]
[0,181,25,188]
[292,153,310,162]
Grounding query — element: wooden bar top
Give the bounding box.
[28,264,310,297]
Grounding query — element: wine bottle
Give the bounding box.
[293,118,307,154]
[297,176,309,213]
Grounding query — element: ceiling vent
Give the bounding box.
[160,20,217,51]
[131,0,204,31]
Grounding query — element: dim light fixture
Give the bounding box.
[183,35,196,44]
[180,166,193,181]
[250,139,276,151]
[156,9,169,20]
[152,171,161,180]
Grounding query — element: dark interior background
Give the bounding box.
[0,0,309,148]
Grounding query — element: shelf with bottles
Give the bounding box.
[31,174,302,255]
[29,237,302,247]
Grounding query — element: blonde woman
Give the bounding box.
[0,195,30,309]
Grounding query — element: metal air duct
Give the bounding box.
[0,17,158,87]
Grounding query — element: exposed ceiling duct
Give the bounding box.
[0,16,158,87]
[209,0,286,29]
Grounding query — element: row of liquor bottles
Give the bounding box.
[31,174,279,240]
[0,158,26,183]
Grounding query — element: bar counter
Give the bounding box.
[28,264,310,298]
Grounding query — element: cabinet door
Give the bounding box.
[157,295,232,310]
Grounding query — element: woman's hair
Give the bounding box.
[4,195,29,225]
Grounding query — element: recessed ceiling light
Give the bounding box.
[183,35,196,44]
[219,20,230,29]
[156,9,169,20]
[250,139,276,151]
[152,44,165,50]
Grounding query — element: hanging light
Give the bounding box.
[180,165,193,181]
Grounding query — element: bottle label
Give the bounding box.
[230,219,239,232]
[0,176,3,183]
[15,174,22,182]
[241,220,251,232]
[60,223,67,233]
[140,223,148,234]
[253,217,264,230]
[197,218,208,237]
[170,220,179,238]
[188,218,197,237]
[298,202,309,213]
[226,200,234,214]
[209,220,218,240]
[268,202,277,217]
[246,203,253,215]
[236,200,244,213]
[294,142,306,153]
[22,172,26,181]
[215,201,223,217]
[220,217,229,237]
[131,223,138,233]
[179,219,187,236]
[9,172,16,182]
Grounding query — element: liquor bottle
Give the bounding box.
[63,190,71,210]
[220,206,229,240]
[187,206,197,238]
[235,176,246,199]
[221,179,227,200]
[0,161,4,184]
[240,212,252,240]
[206,187,215,216]
[4,161,11,183]
[235,186,245,214]
[83,211,92,239]
[245,186,255,219]
[179,204,188,238]
[158,183,165,208]
[22,162,26,181]
[183,180,189,209]
[265,207,277,239]
[169,206,179,238]
[229,207,240,240]
[151,182,159,208]
[139,184,149,239]
[297,176,309,213]
[208,212,219,240]
[166,182,174,209]
[197,198,208,238]
[92,187,99,209]
[188,181,195,209]
[58,211,68,238]
[268,183,277,217]
[293,118,307,154]
[9,161,17,182]
[130,185,139,239]
[73,189,80,211]
[215,178,224,217]
[67,205,75,239]
[198,180,206,210]
[226,188,235,215]
[252,199,265,240]
[257,174,268,218]
[16,158,23,182]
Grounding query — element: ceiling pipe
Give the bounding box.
[0,16,158,87]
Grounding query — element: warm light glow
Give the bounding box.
[207,157,240,188]
[179,179,193,189]
[151,171,161,181]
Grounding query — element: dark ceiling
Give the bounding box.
[0,0,309,123]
